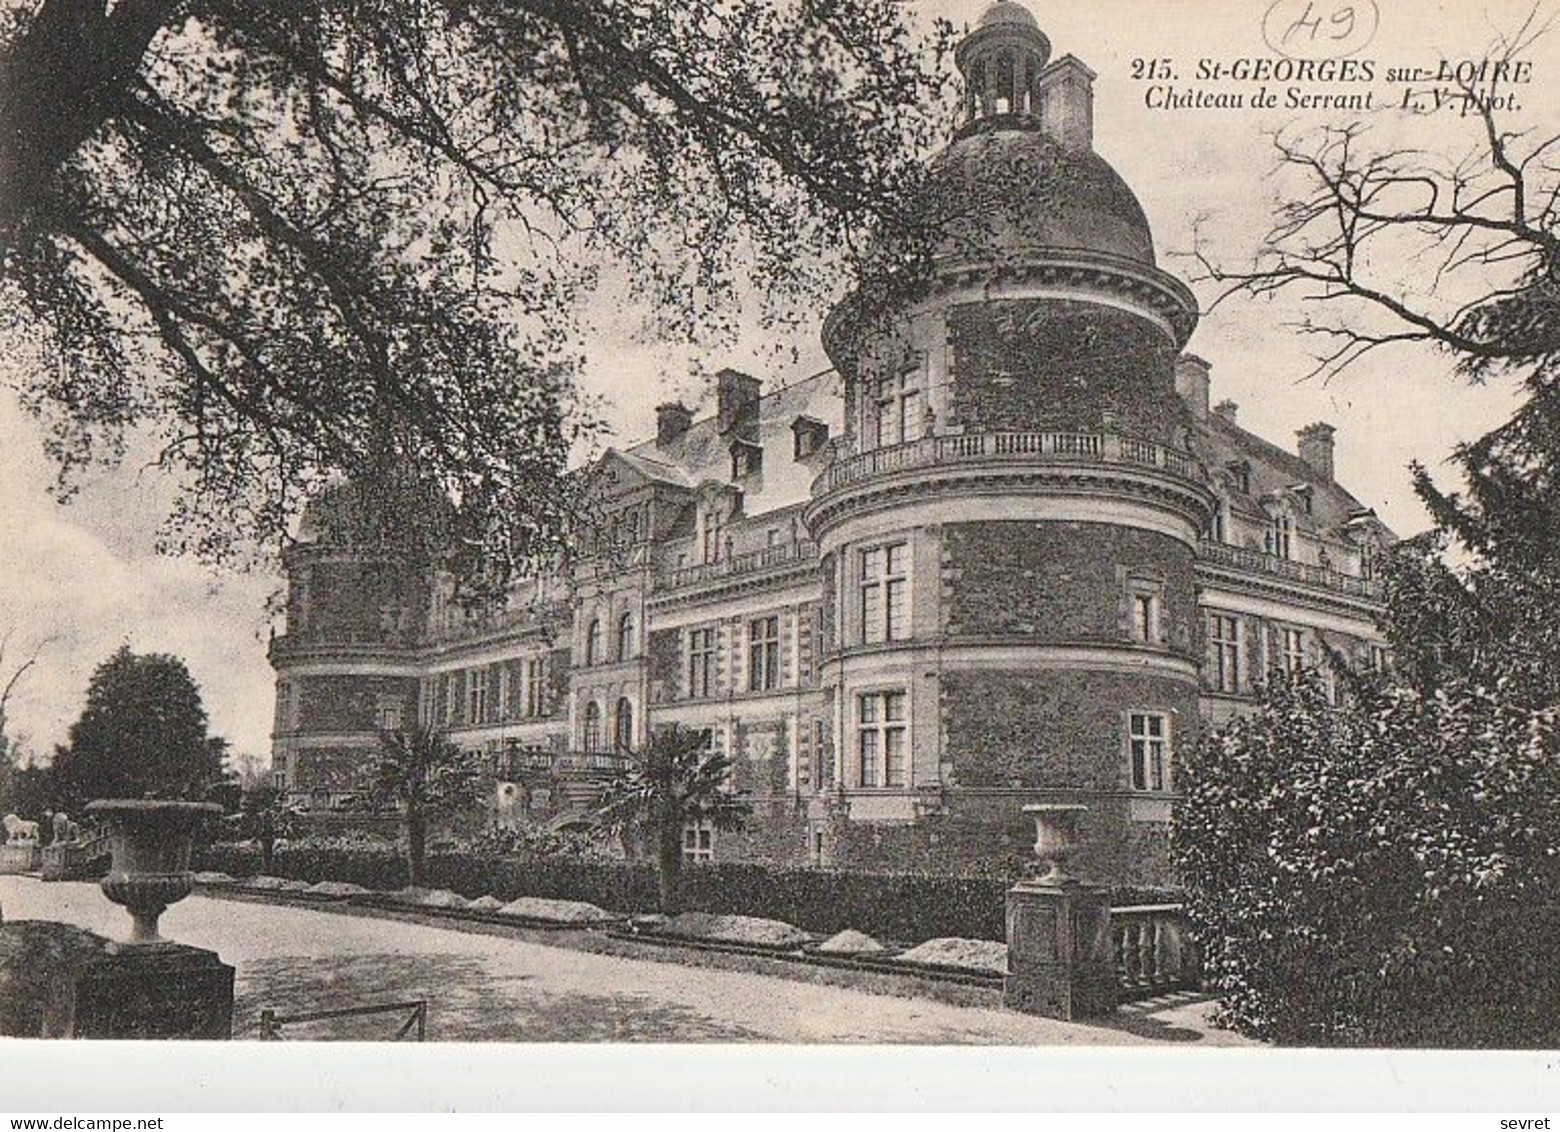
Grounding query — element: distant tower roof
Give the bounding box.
[977,1,1041,30]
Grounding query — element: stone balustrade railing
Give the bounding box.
[1113,904,1200,1000]
[1197,539,1383,600]
[815,430,1205,496]
[663,540,819,591]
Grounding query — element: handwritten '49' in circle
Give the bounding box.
[1262,0,1380,59]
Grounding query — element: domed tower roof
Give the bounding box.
[977,0,1040,28]
[825,1,1195,358]
[922,127,1156,267]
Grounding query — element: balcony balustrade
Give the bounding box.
[814,430,1205,496]
[1197,539,1382,600]
[662,539,819,591]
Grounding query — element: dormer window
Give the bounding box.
[1269,512,1295,560]
[730,438,762,480]
[1227,460,1252,495]
[792,416,830,459]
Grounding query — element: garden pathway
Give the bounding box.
[1,877,1251,1045]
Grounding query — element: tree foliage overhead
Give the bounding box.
[51,644,226,805]
[0,0,952,590]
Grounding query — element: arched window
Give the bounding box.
[617,612,635,661]
[582,701,603,752]
[585,618,602,665]
[615,697,634,751]
[994,49,1015,114]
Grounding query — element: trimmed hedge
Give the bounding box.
[194,843,1178,944]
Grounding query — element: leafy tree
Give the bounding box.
[50,645,226,806]
[367,724,481,887]
[0,0,949,592]
[1179,31,1560,1042]
[593,723,752,913]
[1175,671,1560,1046]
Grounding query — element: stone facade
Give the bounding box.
[268,0,1393,887]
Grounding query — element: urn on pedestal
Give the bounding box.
[84,800,221,944]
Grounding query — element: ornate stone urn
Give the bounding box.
[1022,803,1088,884]
[84,800,222,944]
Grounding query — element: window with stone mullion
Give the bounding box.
[860,543,908,645]
[858,690,907,788]
[748,616,780,692]
[1129,712,1169,792]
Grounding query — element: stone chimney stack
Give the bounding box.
[1212,399,1238,426]
[1038,55,1095,150]
[716,369,762,436]
[1297,422,1337,482]
[1174,354,1211,421]
[655,401,694,447]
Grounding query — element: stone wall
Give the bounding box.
[940,668,1196,790]
[943,520,1196,653]
[296,675,419,734]
[947,300,1188,444]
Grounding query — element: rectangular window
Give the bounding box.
[1368,644,1390,672]
[1271,514,1294,560]
[688,628,717,699]
[524,657,546,717]
[375,697,404,732]
[1208,614,1241,693]
[1282,627,1306,674]
[748,616,780,692]
[859,542,908,645]
[1129,712,1170,792]
[858,690,907,788]
[682,822,714,863]
[468,670,488,724]
[701,509,723,564]
[1131,591,1159,644]
[444,673,460,724]
[871,369,924,451]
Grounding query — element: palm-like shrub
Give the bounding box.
[368,726,482,888]
[593,723,753,913]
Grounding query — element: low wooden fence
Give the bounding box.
[257,1000,427,1041]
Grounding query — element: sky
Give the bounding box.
[0,0,1546,767]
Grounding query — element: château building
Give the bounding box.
[268,1,1393,887]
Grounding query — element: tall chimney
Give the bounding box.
[1175,354,1211,420]
[1038,55,1095,150]
[1297,422,1336,482]
[655,401,693,447]
[716,369,762,436]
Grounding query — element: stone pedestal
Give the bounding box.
[0,922,234,1040]
[1003,877,1116,1020]
[0,844,41,874]
[57,943,235,1040]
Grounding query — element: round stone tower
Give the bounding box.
[806,1,1213,884]
[268,480,429,808]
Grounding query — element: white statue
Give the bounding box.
[2,813,40,845]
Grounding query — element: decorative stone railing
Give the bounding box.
[551,751,633,775]
[1113,904,1200,1000]
[814,431,1205,496]
[1197,539,1383,601]
[663,539,819,591]
[426,599,570,645]
[269,629,419,659]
